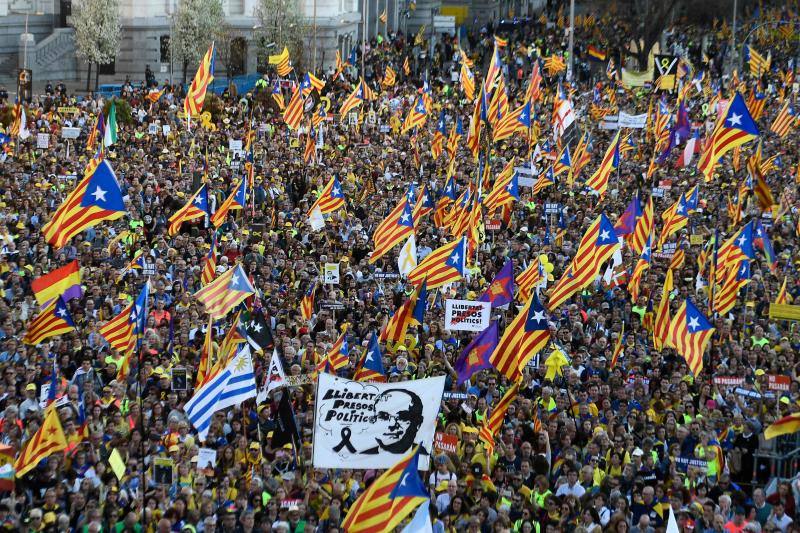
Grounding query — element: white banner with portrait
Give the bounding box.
[312,373,445,470]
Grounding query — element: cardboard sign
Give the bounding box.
[444,299,491,332]
[713,376,744,387]
[323,263,340,284]
[769,304,800,321]
[434,432,458,454]
[654,242,677,259]
[485,219,502,231]
[153,458,174,485]
[689,234,704,245]
[544,203,561,215]
[767,375,791,391]
[61,127,81,139]
[58,106,79,115]
[37,133,49,149]
[197,448,217,470]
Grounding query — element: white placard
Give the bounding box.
[37,133,50,149]
[312,373,445,470]
[148,123,158,135]
[323,263,340,284]
[444,299,491,332]
[197,448,217,469]
[617,112,648,129]
[162,124,171,136]
[61,127,81,139]
[228,139,243,152]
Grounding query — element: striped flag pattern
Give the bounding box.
[211,179,247,228]
[341,447,429,532]
[631,196,654,254]
[307,175,345,215]
[99,304,135,354]
[407,237,466,289]
[490,293,551,381]
[369,199,415,263]
[23,297,76,345]
[168,184,210,235]
[193,264,256,320]
[283,85,304,130]
[300,285,315,321]
[770,102,797,138]
[653,268,673,350]
[478,382,519,454]
[184,44,215,118]
[668,298,715,376]
[42,158,125,249]
[547,214,620,311]
[584,131,620,197]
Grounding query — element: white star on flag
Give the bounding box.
[688,316,700,331]
[727,113,742,127]
[91,186,107,202]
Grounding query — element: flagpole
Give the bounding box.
[361,0,367,83]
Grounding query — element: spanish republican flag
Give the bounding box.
[765,413,800,440]
[342,446,429,532]
[15,404,68,477]
[184,44,215,118]
[30,260,82,306]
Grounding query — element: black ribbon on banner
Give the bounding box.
[333,427,356,453]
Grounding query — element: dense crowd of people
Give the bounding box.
[1,1,800,532]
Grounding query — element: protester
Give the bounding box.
[0,2,799,533]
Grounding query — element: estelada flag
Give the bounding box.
[15,404,67,477]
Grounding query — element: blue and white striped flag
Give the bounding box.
[185,345,257,441]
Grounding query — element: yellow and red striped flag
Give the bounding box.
[339,81,365,119]
[401,97,428,133]
[668,298,715,377]
[283,85,304,130]
[369,199,415,264]
[303,129,316,165]
[201,236,218,285]
[490,293,551,382]
[23,297,76,345]
[584,131,620,198]
[407,237,466,289]
[610,323,625,369]
[99,304,135,355]
[184,44,215,118]
[765,413,800,440]
[269,46,293,77]
[307,175,345,215]
[769,102,797,138]
[516,259,543,302]
[341,446,429,532]
[379,280,426,344]
[14,404,67,477]
[631,195,653,254]
[628,233,652,303]
[146,88,165,104]
[168,184,210,236]
[193,264,255,321]
[775,276,790,304]
[713,261,750,316]
[42,158,126,249]
[526,60,543,103]
[478,382,519,453]
[211,179,247,228]
[460,62,475,101]
[547,214,620,311]
[195,318,215,387]
[300,285,315,321]
[382,65,396,88]
[403,56,410,75]
[326,326,350,370]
